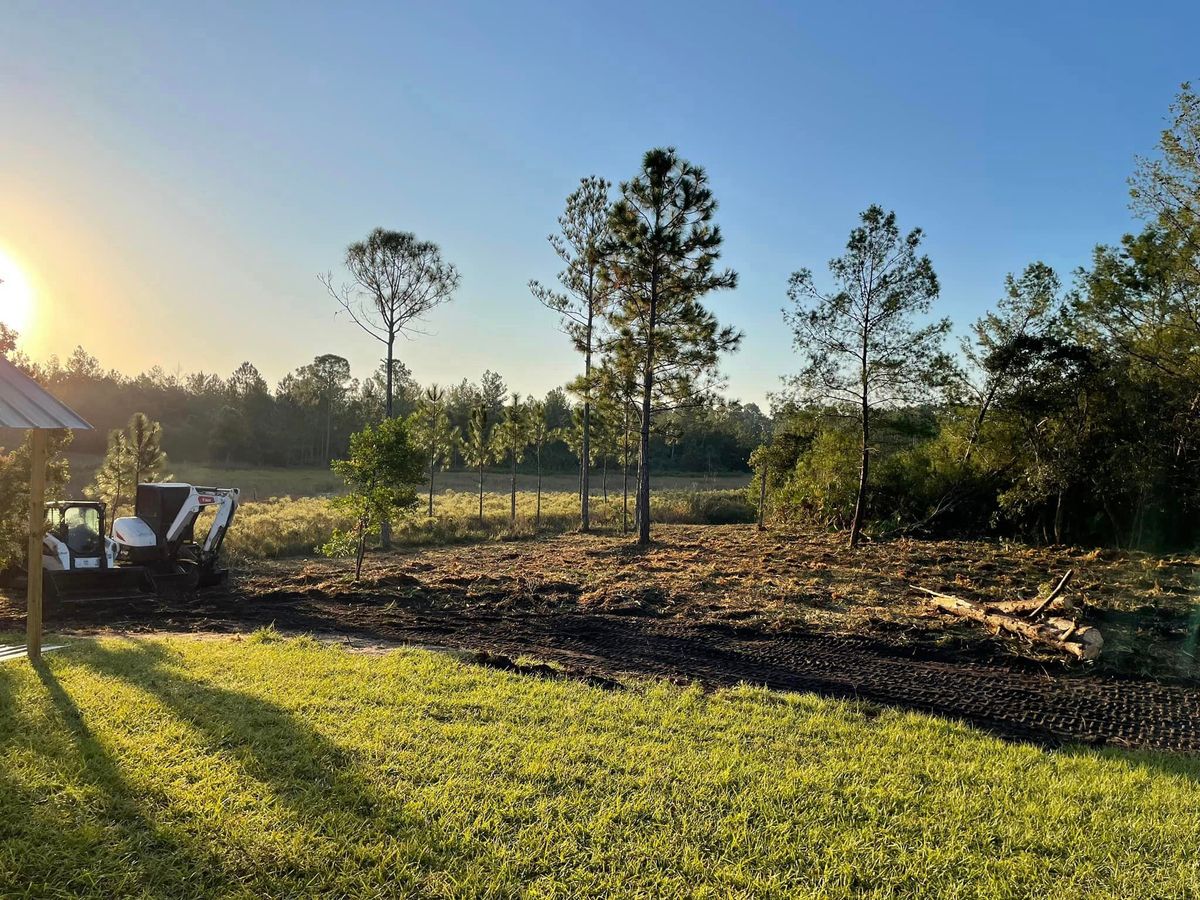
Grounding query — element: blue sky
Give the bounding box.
[1,0,1195,407]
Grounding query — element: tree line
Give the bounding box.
[0,349,763,476]
[756,83,1200,551]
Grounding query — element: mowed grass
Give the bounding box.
[1,634,1198,898]
[65,452,749,502]
[225,489,755,560]
[65,454,346,500]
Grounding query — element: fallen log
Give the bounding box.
[986,570,1075,617]
[917,587,1103,661]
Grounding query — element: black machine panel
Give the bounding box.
[134,484,194,546]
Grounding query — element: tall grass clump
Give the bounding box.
[224,489,754,560]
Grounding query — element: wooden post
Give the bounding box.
[26,428,46,664]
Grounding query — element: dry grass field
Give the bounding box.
[64,452,749,501]
[222,489,755,559]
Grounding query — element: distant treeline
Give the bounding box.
[8,349,766,475]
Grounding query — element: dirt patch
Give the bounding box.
[228,526,1200,680]
[5,525,1200,751]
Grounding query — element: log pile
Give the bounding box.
[918,570,1103,661]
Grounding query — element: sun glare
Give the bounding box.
[0,248,34,336]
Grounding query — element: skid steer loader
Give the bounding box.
[40,500,148,603]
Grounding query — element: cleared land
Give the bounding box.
[9,525,1200,751]
[2,634,1199,898]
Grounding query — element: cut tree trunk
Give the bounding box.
[919,587,1102,660]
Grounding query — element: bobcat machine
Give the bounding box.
[40,500,146,603]
[34,483,240,608]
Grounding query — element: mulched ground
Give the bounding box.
[5,525,1200,752]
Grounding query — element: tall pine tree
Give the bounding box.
[786,206,948,547]
[605,148,740,545]
[408,384,459,517]
[530,176,613,532]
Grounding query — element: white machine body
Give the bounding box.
[42,503,117,572]
[110,516,158,550]
[111,483,240,573]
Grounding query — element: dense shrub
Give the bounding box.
[751,411,1006,540]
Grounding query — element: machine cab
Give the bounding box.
[42,501,114,571]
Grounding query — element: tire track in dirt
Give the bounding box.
[9,587,1200,752]
[375,610,1200,752]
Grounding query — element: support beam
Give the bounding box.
[26,429,46,664]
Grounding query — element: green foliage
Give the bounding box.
[531,176,615,530]
[86,429,133,519]
[0,430,72,569]
[460,405,491,472]
[493,395,535,522]
[459,404,492,524]
[1130,80,1200,256]
[283,354,352,463]
[327,417,423,577]
[3,636,1199,897]
[524,399,557,460]
[785,204,950,546]
[491,394,531,467]
[324,228,459,417]
[407,384,460,516]
[755,406,996,538]
[760,417,859,529]
[678,489,756,525]
[758,89,1200,550]
[0,322,17,356]
[86,412,169,519]
[18,356,754,483]
[530,175,614,356]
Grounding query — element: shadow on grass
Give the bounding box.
[1,642,481,896]
[0,658,231,896]
[1059,742,1200,787]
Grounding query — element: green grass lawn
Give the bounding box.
[2,634,1199,898]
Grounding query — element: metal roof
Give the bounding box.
[0,356,92,430]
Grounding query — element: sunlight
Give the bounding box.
[0,246,34,335]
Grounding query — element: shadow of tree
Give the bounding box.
[0,659,232,896]
[4,641,480,896]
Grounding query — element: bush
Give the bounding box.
[677,490,756,525]
[753,409,1009,539]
